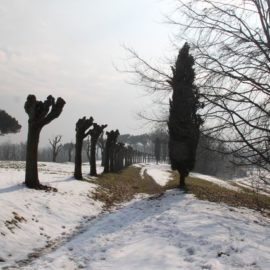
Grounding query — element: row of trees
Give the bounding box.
[22,95,161,190]
[0,131,247,180]
[0,130,168,164]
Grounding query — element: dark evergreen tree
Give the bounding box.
[74,116,93,180]
[168,43,203,188]
[0,110,21,135]
[89,123,107,176]
[24,95,65,189]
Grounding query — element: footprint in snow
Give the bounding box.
[186,247,195,255]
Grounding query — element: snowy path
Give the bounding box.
[135,163,173,186]
[19,191,270,270]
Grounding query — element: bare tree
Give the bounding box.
[154,137,161,164]
[24,95,65,189]
[103,130,120,173]
[97,132,106,166]
[124,0,270,183]
[49,135,63,162]
[85,135,91,167]
[74,116,93,180]
[169,0,270,181]
[89,123,107,176]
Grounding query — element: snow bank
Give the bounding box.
[0,161,103,267]
[190,172,240,192]
[232,169,270,195]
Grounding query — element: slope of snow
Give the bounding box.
[138,163,173,186]
[18,190,270,270]
[0,161,103,267]
[1,161,270,270]
[232,170,270,195]
[190,172,240,192]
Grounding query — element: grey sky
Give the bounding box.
[0,0,174,146]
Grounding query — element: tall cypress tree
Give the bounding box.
[168,43,203,188]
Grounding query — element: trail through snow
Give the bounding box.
[19,193,270,270]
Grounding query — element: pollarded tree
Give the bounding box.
[109,130,120,172]
[89,123,107,176]
[74,116,93,180]
[97,132,106,166]
[0,110,21,135]
[103,129,120,173]
[24,95,66,189]
[49,135,63,162]
[168,43,203,188]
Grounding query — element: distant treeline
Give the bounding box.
[0,132,247,179]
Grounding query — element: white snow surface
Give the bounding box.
[0,161,103,267]
[1,161,270,270]
[137,163,173,186]
[19,191,270,270]
[232,170,270,195]
[189,172,240,192]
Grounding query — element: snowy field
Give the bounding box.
[1,161,270,269]
[233,171,270,195]
[0,161,103,267]
[190,171,270,196]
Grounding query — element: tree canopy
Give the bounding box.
[0,110,21,135]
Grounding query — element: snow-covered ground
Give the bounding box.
[18,191,270,270]
[190,170,270,196]
[135,163,173,186]
[0,161,103,267]
[189,172,240,192]
[233,172,270,196]
[1,161,270,270]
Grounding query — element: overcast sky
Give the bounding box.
[0,0,176,146]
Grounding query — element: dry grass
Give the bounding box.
[167,171,270,214]
[90,166,270,215]
[91,167,165,209]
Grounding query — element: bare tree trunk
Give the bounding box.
[74,116,93,180]
[109,148,114,172]
[74,136,83,179]
[90,138,97,176]
[24,95,65,190]
[25,126,41,188]
[103,146,109,173]
[101,150,105,166]
[68,149,72,162]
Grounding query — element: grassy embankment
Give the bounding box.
[87,166,270,214]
